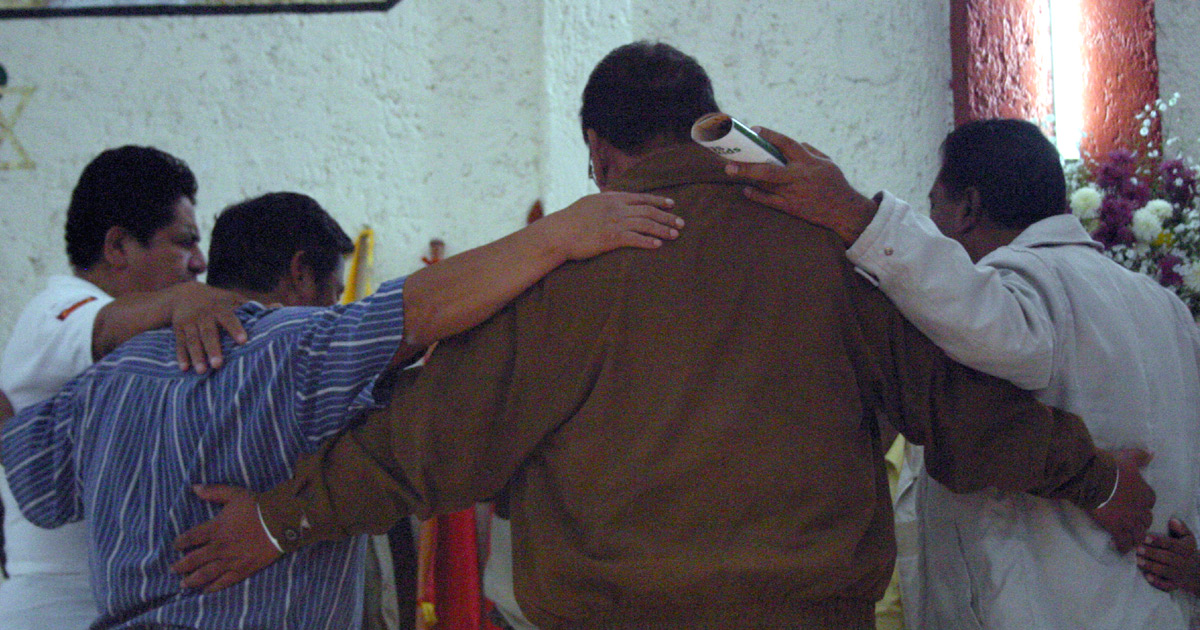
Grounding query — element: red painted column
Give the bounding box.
[950,0,1054,126]
[1079,0,1159,160]
[950,0,1159,162]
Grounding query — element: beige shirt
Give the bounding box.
[849,194,1200,629]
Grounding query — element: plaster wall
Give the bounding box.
[0,0,954,347]
[1157,0,1200,164]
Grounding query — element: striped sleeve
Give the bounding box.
[1,382,86,528]
[290,276,408,443]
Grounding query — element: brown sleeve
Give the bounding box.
[846,273,1115,510]
[258,283,588,551]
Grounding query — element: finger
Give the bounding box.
[628,206,685,230]
[741,185,791,212]
[198,320,224,371]
[613,192,675,210]
[1137,540,1185,564]
[1132,521,1152,548]
[175,334,190,373]
[1169,518,1195,541]
[192,484,239,504]
[181,326,208,375]
[216,310,249,345]
[1142,570,1177,592]
[173,520,217,552]
[621,216,680,241]
[753,126,809,162]
[1121,447,1153,468]
[1143,534,1191,556]
[179,557,230,590]
[616,232,664,250]
[171,538,222,574]
[204,569,252,593]
[725,160,794,185]
[800,142,830,160]
[1137,553,1182,582]
[1113,530,1135,554]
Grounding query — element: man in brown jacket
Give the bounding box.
[172,42,1152,630]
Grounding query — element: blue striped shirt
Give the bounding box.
[2,277,407,630]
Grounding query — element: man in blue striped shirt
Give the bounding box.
[2,188,681,629]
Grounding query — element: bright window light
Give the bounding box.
[1050,0,1084,160]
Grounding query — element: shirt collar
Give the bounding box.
[1008,214,1103,251]
[606,144,744,193]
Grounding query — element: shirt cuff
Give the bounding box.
[257,502,284,553]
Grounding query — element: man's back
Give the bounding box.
[918,216,1200,629]
[262,146,1113,629]
[4,279,407,629]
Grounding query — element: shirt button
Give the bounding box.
[883,247,894,256]
[284,528,301,542]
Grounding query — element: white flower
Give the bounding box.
[1131,208,1164,243]
[1181,263,1200,293]
[1070,186,1103,220]
[1142,199,1174,221]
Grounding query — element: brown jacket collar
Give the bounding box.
[608,143,744,194]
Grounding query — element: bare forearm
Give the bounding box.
[91,291,171,360]
[402,222,562,347]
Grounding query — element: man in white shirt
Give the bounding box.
[0,145,247,629]
[728,119,1197,629]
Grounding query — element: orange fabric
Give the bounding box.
[56,297,97,321]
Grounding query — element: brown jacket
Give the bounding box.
[259,145,1115,630]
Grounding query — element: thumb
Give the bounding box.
[753,126,807,163]
[1126,448,1154,469]
[1113,447,1153,469]
[1170,518,1194,540]
[192,484,241,505]
[800,142,830,160]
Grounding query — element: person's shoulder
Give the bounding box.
[13,276,108,321]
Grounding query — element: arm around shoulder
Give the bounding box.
[846,193,1055,390]
[93,282,248,372]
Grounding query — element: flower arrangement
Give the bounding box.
[1066,95,1200,320]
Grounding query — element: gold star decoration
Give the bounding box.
[0,84,35,171]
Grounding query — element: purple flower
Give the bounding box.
[1160,254,1185,287]
[1160,159,1197,208]
[1098,195,1136,227]
[1097,150,1137,190]
[1092,195,1140,247]
[1120,177,1153,207]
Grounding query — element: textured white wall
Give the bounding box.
[0,0,955,346]
[1157,0,1200,163]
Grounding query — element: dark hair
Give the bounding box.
[206,192,354,294]
[939,119,1068,229]
[65,146,198,269]
[580,41,719,154]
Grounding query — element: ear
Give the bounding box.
[960,186,985,231]
[288,251,320,306]
[585,129,608,189]
[101,226,135,269]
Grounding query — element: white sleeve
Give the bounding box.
[845,192,1055,390]
[0,290,113,411]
